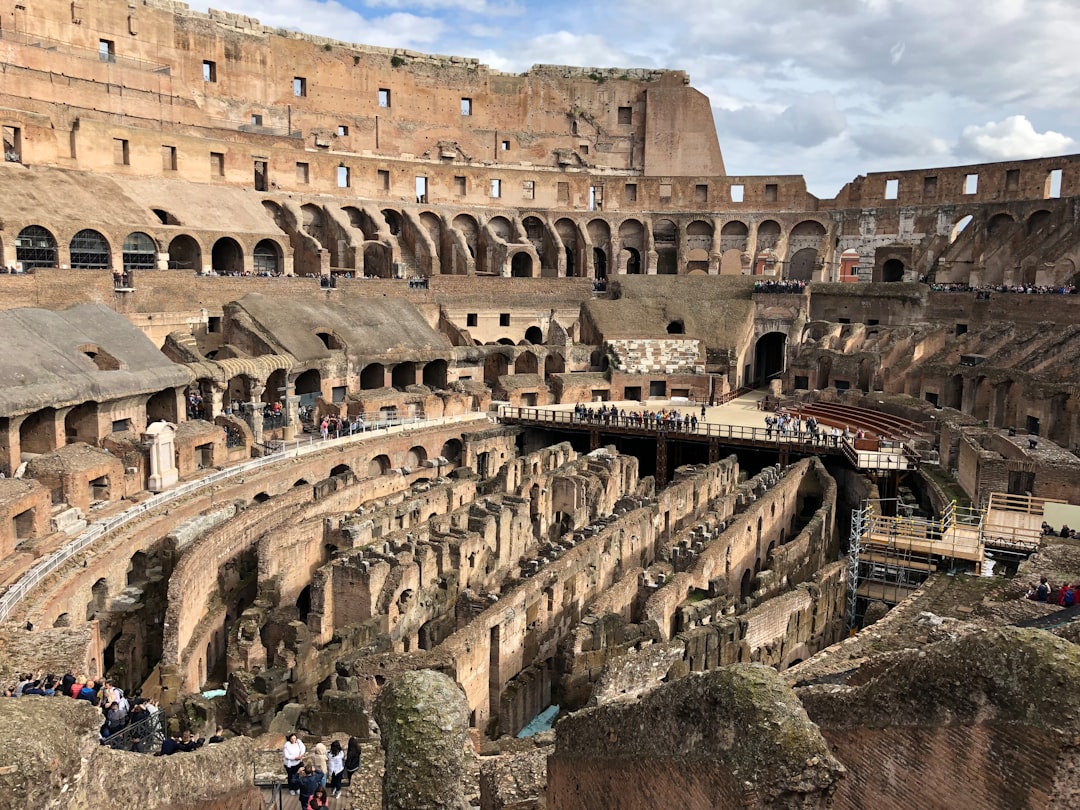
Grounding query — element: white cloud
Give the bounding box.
[957,115,1076,161]
[716,93,847,148]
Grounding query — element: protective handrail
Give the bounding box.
[0,412,485,623]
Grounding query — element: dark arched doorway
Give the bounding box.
[754,332,786,384]
[510,252,533,277]
[211,237,244,275]
[168,235,201,271]
[882,258,905,282]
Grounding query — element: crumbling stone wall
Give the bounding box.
[546,664,844,810]
[799,627,1080,810]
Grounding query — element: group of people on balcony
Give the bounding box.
[754,279,807,294]
[571,403,701,431]
[929,282,1077,295]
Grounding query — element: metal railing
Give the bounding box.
[101,709,166,753]
[0,412,486,623]
[500,405,840,448]
[499,406,919,470]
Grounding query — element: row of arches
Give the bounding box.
[274,201,832,280]
[6,225,286,275]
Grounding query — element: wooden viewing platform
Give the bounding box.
[498,406,920,484]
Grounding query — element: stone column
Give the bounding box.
[244,381,266,445]
[374,670,470,810]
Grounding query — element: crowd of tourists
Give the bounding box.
[929,282,1077,295]
[754,279,807,294]
[3,672,165,751]
[571,402,702,431]
[282,732,362,806]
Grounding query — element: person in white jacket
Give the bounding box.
[282,733,306,793]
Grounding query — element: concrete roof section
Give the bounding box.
[0,164,291,237]
[227,293,453,364]
[584,275,756,353]
[0,304,192,416]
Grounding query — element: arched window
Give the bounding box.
[253,239,281,275]
[69,229,111,269]
[16,226,58,270]
[123,232,157,270]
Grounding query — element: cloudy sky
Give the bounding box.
[189,0,1079,198]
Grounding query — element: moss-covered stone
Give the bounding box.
[373,669,470,810]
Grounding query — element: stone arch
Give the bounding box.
[211,237,244,275]
[253,239,283,275]
[653,218,677,275]
[419,211,442,242]
[168,234,201,271]
[422,359,448,388]
[555,218,580,277]
[262,199,287,229]
[368,454,392,476]
[364,243,391,278]
[87,577,109,620]
[19,408,58,457]
[440,438,462,463]
[510,252,534,277]
[987,212,1015,236]
[524,326,544,344]
[881,258,905,282]
[839,249,860,281]
[453,214,479,258]
[623,247,642,274]
[382,209,403,236]
[392,362,417,388]
[544,354,565,376]
[756,220,781,249]
[617,218,643,250]
[522,216,547,262]
[788,248,818,281]
[515,351,538,374]
[754,332,786,384]
[488,216,514,241]
[484,353,509,385]
[667,320,685,335]
[404,445,428,468]
[16,225,58,270]
[294,368,322,405]
[686,248,709,275]
[1027,209,1052,236]
[739,568,752,601]
[301,203,326,239]
[360,363,385,390]
[69,229,111,269]
[123,232,157,271]
[593,248,608,279]
[153,208,181,226]
[146,388,179,423]
[686,219,713,251]
[950,215,973,243]
[64,401,97,444]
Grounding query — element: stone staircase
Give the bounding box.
[606,338,705,375]
[394,237,424,278]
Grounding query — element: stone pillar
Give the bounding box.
[0,416,22,475]
[143,421,179,491]
[374,670,470,810]
[283,393,301,441]
[244,381,266,445]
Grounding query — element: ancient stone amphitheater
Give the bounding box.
[0,1,1078,808]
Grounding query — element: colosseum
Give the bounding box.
[0,1,1079,808]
